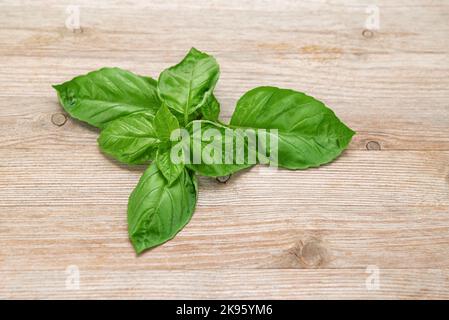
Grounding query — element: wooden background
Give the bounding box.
[0,0,448,299]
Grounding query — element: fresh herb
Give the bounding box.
[53,48,355,254]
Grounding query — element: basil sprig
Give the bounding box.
[53,48,355,254]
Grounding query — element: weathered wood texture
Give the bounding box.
[0,0,448,299]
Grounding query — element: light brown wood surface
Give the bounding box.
[1,0,448,299]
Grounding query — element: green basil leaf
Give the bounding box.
[230,86,355,169]
[156,144,184,185]
[172,108,202,126]
[128,163,197,254]
[185,120,253,177]
[200,92,220,121]
[53,67,161,128]
[154,103,180,142]
[158,48,219,123]
[97,112,160,164]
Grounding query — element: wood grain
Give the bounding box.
[1,269,448,299]
[0,0,448,299]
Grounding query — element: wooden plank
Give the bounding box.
[1,149,448,208]
[1,269,448,299]
[1,96,449,151]
[1,206,449,270]
[1,1,449,55]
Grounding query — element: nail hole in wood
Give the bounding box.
[362,29,374,38]
[366,140,381,150]
[51,113,67,126]
[216,175,231,183]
